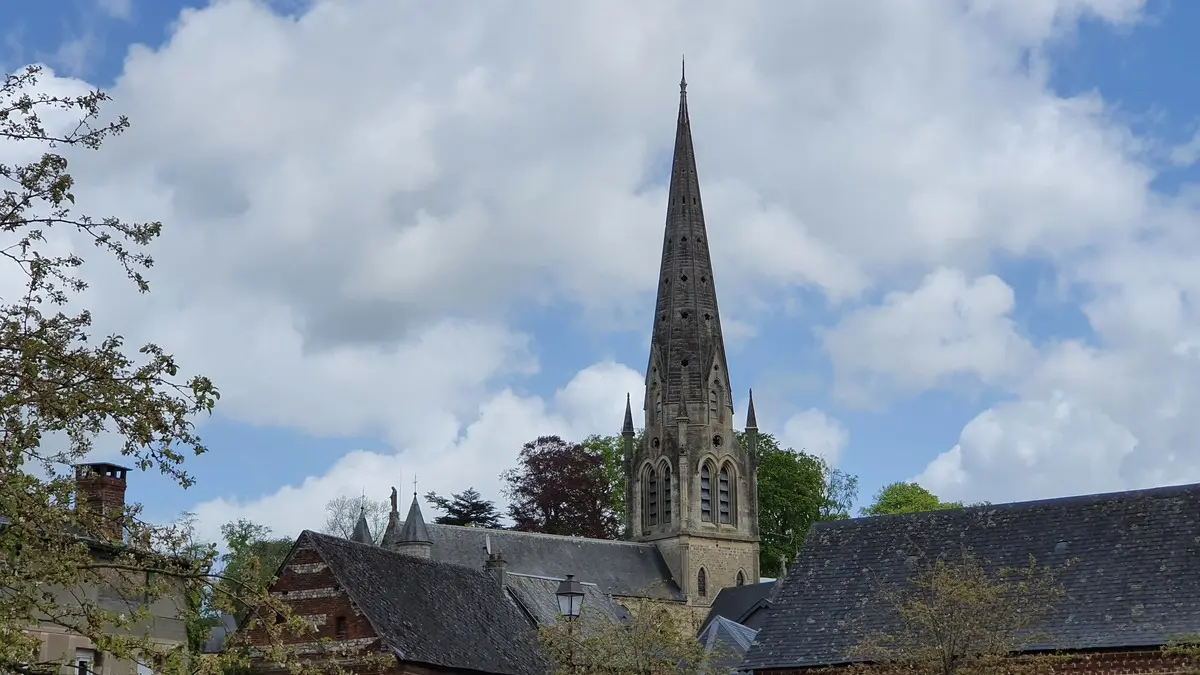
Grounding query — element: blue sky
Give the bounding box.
[6,0,1200,542]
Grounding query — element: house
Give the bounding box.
[3,463,190,675]
[741,483,1200,674]
[242,530,549,675]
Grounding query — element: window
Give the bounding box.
[335,615,348,640]
[75,649,95,675]
[718,465,732,524]
[700,464,712,522]
[709,390,718,418]
[647,468,659,527]
[697,568,707,597]
[736,570,746,586]
[661,464,672,525]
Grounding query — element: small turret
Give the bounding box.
[395,493,433,558]
[350,505,373,545]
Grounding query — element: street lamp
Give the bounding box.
[555,574,585,620]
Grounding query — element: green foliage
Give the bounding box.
[0,64,313,675]
[861,482,964,517]
[579,431,642,537]
[538,597,714,675]
[848,552,1071,675]
[217,519,294,618]
[424,487,503,528]
[740,431,858,575]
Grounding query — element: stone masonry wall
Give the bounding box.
[683,536,757,607]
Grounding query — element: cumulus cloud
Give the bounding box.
[779,409,849,465]
[823,269,1034,405]
[191,361,644,541]
[14,0,1200,527]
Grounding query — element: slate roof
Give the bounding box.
[396,494,431,543]
[701,581,775,632]
[505,573,632,627]
[302,531,547,675]
[699,616,758,672]
[743,482,1200,671]
[404,524,684,601]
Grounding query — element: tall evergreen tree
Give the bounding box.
[424,487,503,528]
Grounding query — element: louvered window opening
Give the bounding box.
[719,467,731,524]
[700,464,712,522]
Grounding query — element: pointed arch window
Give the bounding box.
[736,570,746,586]
[697,568,708,597]
[700,463,712,522]
[661,462,672,525]
[709,389,718,418]
[646,467,659,528]
[718,465,733,524]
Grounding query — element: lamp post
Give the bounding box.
[556,574,585,673]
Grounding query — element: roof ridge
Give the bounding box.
[304,530,486,578]
[819,481,1200,531]
[429,523,659,547]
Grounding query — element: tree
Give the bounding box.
[217,519,294,618]
[578,431,643,537]
[848,552,1071,675]
[0,65,310,675]
[861,482,965,517]
[745,431,858,575]
[538,597,713,675]
[424,487,502,528]
[501,435,619,539]
[322,494,389,544]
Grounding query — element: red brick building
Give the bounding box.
[741,484,1200,674]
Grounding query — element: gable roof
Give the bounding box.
[701,581,774,632]
[743,482,1200,671]
[411,524,684,601]
[504,573,632,627]
[302,531,546,675]
[699,616,758,672]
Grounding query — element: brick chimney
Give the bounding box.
[484,550,508,589]
[75,462,129,541]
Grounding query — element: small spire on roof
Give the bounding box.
[622,393,635,435]
[397,492,431,544]
[746,389,758,430]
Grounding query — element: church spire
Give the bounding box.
[623,393,635,434]
[646,66,731,418]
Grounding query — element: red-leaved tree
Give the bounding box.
[501,435,620,539]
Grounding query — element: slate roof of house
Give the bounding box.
[701,581,774,632]
[505,573,632,626]
[700,616,758,672]
[742,482,1200,671]
[395,523,684,601]
[302,531,547,675]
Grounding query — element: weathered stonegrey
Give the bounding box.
[625,64,760,607]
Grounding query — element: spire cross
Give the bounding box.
[413,473,418,496]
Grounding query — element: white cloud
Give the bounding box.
[779,409,849,465]
[191,361,643,542]
[823,268,1034,405]
[97,0,133,21]
[11,0,1200,525]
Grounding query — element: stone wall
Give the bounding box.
[654,534,757,606]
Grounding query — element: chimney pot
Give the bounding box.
[75,462,130,541]
[484,551,508,589]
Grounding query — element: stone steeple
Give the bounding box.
[628,66,760,605]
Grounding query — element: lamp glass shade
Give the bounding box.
[555,574,585,619]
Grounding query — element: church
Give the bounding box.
[242,71,765,675]
[359,64,762,610]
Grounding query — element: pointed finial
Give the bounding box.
[746,389,758,429]
[413,473,418,497]
[680,54,687,94]
[622,393,635,435]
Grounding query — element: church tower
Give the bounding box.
[625,65,760,606]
